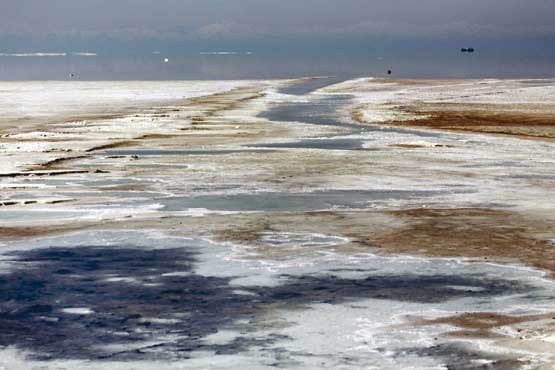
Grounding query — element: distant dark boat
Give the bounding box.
[461,48,475,53]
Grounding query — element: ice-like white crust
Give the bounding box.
[61,307,95,315]
[0,80,256,124]
[0,80,268,173]
[319,77,555,125]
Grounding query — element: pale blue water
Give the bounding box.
[1,50,554,80]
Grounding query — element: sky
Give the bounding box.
[0,0,554,79]
[1,0,554,52]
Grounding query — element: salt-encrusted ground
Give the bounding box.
[0,78,554,369]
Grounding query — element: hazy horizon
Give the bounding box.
[1,0,554,80]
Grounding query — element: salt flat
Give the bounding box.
[0,78,554,369]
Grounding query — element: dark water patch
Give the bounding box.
[0,244,227,360]
[509,174,555,180]
[210,334,291,356]
[54,191,163,199]
[191,184,243,192]
[459,161,530,169]
[250,137,366,150]
[260,95,358,129]
[399,342,526,369]
[104,149,276,156]
[278,77,347,96]
[0,243,533,361]
[260,273,528,305]
[76,178,154,188]
[519,79,555,86]
[259,94,446,142]
[159,189,444,212]
[127,164,192,170]
[0,246,254,361]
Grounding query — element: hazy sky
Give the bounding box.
[1,0,554,51]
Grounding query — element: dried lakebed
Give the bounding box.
[0,78,554,369]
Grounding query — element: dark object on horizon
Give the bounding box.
[387,69,392,75]
[461,48,475,53]
[69,73,76,79]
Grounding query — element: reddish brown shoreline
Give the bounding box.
[354,105,555,140]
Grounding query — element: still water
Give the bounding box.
[1,49,554,80]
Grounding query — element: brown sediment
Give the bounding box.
[59,113,125,124]
[442,329,504,339]
[49,199,74,204]
[136,134,181,140]
[179,126,207,131]
[0,136,80,143]
[190,90,266,118]
[95,184,148,192]
[207,207,555,277]
[37,155,89,170]
[418,312,547,330]
[356,104,555,140]
[76,88,267,155]
[208,210,399,262]
[372,208,555,278]
[408,311,555,340]
[85,140,137,152]
[218,220,276,245]
[187,86,263,107]
[0,224,89,240]
[1,85,270,178]
[0,170,89,178]
[0,114,126,136]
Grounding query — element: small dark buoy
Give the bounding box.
[387,69,392,75]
